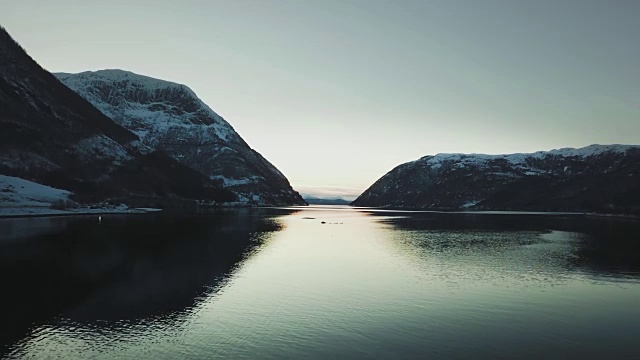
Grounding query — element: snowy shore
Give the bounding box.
[0,206,163,218]
[0,174,162,218]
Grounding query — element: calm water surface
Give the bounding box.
[1,206,639,359]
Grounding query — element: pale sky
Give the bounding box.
[2,0,639,199]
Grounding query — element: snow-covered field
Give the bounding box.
[0,175,161,217]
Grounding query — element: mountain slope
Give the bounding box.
[352,145,640,214]
[55,70,305,206]
[0,26,234,204]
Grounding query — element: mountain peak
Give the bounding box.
[57,70,305,206]
[56,69,192,94]
[55,69,232,135]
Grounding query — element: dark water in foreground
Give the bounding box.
[1,206,639,359]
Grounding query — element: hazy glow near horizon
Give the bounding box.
[2,0,639,198]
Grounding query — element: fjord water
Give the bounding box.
[1,207,639,359]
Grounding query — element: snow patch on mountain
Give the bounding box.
[418,144,637,171]
[0,174,71,207]
[55,70,236,142]
[210,175,264,187]
[461,200,479,208]
[72,134,133,163]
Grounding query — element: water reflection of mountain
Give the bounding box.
[0,208,297,354]
[368,212,640,279]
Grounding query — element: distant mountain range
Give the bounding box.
[0,26,304,208]
[353,145,640,215]
[303,196,351,205]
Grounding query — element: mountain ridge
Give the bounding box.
[352,144,640,215]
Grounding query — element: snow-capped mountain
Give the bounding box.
[0,26,234,205]
[55,70,305,206]
[352,145,640,214]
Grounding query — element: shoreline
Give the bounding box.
[2,204,637,221]
[0,203,306,219]
[347,205,640,220]
[0,207,163,219]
